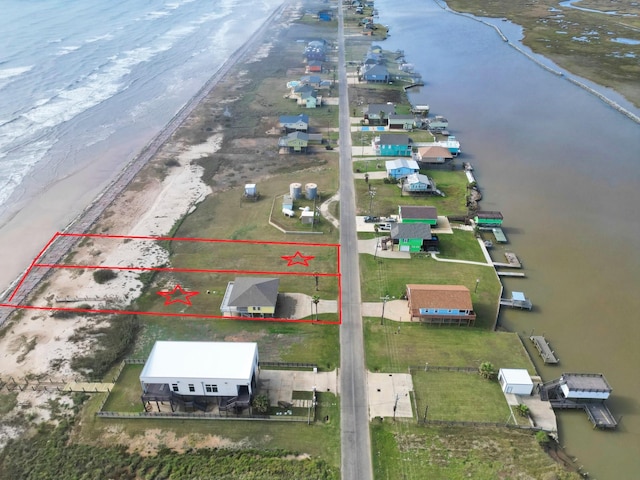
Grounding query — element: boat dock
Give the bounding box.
[497,271,526,277]
[500,291,532,310]
[492,227,508,243]
[530,335,559,364]
[493,252,522,268]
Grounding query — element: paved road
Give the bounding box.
[337,6,373,480]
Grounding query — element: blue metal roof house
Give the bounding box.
[385,158,419,180]
[362,64,389,83]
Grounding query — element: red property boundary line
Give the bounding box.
[1,233,342,325]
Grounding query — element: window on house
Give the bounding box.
[188,384,195,392]
[205,384,218,393]
[172,384,179,392]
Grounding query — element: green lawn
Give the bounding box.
[102,364,145,413]
[355,172,469,218]
[364,319,535,373]
[412,371,510,423]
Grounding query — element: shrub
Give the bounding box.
[93,269,117,284]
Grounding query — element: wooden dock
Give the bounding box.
[493,252,522,268]
[530,336,559,364]
[500,292,532,310]
[492,228,508,243]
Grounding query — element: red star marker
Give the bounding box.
[157,284,200,306]
[281,250,315,267]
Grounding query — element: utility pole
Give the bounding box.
[368,188,376,215]
[380,295,391,325]
[475,278,480,293]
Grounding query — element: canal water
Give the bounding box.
[376,0,640,477]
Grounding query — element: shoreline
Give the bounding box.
[0,2,288,322]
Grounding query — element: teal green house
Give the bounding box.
[390,223,439,253]
[374,134,413,157]
[398,205,438,226]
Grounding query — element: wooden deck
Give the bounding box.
[530,336,559,364]
[493,252,522,268]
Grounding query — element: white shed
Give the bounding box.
[498,368,533,395]
[140,341,259,398]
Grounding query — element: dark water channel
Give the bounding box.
[375,0,640,477]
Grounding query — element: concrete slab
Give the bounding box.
[367,372,414,420]
[361,300,409,322]
[259,369,338,407]
[503,390,558,435]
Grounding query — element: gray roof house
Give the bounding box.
[220,277,280,318]
[364,103,396,123]
[279,114,309,132]
[362,64,390,83]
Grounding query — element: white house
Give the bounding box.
[498,368,534,395]
[140,341,259,399]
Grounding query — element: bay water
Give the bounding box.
[376,0,640,477]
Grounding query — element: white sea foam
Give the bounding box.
[56,45,81,56]
[0,66,33,81]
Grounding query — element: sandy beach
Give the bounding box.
[0,1,293,445]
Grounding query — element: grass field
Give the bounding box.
[411,370,511,423]
[355,172,469,218]
[364,319,535,373]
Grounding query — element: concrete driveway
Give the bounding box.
[277,293,338,319]
[259,369,338,407]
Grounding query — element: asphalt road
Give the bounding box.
[337,6,374,480]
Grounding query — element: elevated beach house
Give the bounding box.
[385,158,419,180]
[415,145,453,166]
[140,341,259,412]
[363,103,396,125]
[278,131,309,153]
[406,284,476,326]
[362,64,390,83]
[373,134,413,157]
[279,114,309,132]
[221,277,280,317]
[398,205,438,226]
[402,172,438,194]
[390,223,439,253]
[388,113,418,131]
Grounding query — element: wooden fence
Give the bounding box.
[408,365,477,374]
[96,411,308,422]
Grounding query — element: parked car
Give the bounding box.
[382,217,397,222]
[376,223,392,231]
[364,216,379,223]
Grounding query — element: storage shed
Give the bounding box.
[498,368,534,395]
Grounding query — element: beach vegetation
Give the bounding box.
[0,418,338,480]
[446,0,640,108]
[93,269,117,284]
[371,422,582,479]
[479,361,497,380]
[70,315,140,380]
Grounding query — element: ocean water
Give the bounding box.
[0,0,282,226]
